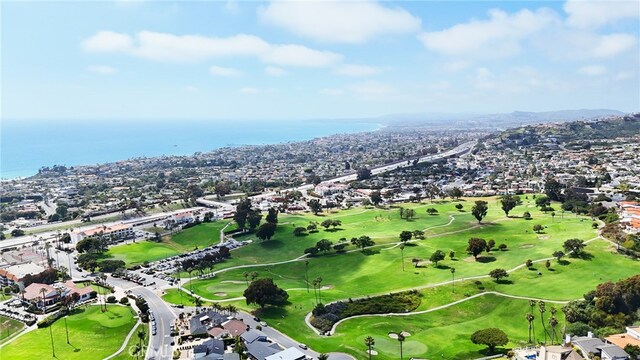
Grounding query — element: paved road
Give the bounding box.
[107,278,177,360]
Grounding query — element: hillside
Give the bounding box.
[492,113,640,148]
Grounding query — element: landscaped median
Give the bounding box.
[1,305,137,360]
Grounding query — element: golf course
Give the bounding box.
[1,305,137,360]
[159,196,638,359]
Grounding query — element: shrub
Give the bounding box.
[498,244,508,251]
[106,295,117,303]
[119,297,130,305]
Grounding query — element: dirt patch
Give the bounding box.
[221,280,245,284]
[537,236,549,240]
[214,292,227,297]
[320,285,334,290]
[520,244,534,249]
[400,331,411,337]
[388,333,399,339]
[463,256,477,263]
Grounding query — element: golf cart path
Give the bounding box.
[103,319,143,360]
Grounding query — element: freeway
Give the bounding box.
[245,140,476,201]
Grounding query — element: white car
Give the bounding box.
[259,321,267,327]
[298,344,308,350]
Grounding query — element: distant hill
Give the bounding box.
[377,109,625,130]
[492,113,640,148]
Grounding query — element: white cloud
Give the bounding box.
[182,85,199,92]
[564,0,640,28]
[336,64,382,77]
[225,0,239,13]
[348,81,396,95]
[443,60,471,72]
[239,87,260,94]
[258,0,421,43]
[577,65,607,76]
[87,65,118,74]
[265,66,287,77]
[81,30,134,52]
[418,8,559,58]
[82,31,342,67]
[319,88,345,96]
[261,44,342,67]
[209,65,243,77]
[592,33,636,58]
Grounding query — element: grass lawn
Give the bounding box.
[75,281,112,294]
[1,305,137,360]
[176,197,639,359]
[0,315,25,344]
[161,288,213,307]
[106,221,231,266]
[110,322,148,360]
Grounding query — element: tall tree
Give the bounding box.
[247,210,262,231]
[544,177,563,202]
[399,231,412,243]
[539,301,548,344]
[308,199,323,215]
[357,167,372,180]
[399,244,405,271]
[265,207,278,224]
[233,199,252,231]
[243,278,289,308]
[489,268,509,282]
[429,250,445,267]
[500,195,519,217]
[370,191,383,207]
[526,313,535,344]
[563,238,586,256]
[471,200,489,223]
[256,222,276,241]
[470,328,508,354]
[467,238,487,260]
[364,336,375,360]
[316,239,333,255]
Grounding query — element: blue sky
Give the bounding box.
[2,0,639,120]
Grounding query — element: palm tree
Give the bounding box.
[194,296,203,309]
[365,336,375,360]
[525,313,535,344]
[450,267,456,293]
[243,271,250,287]
[304,260,309,293]
[397,332,405,360]
[100,273,108,311]
[399,243,405,271]
[313,276,323,304]
[137,329,146,359]
[549,316,559,345]
[40,287,47,314]
[538,301,547,344]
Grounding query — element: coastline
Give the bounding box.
[0,120,384,181]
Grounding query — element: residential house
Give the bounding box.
[189,311,226,337]
[241,329,268,344]
[193,338,225,359]
[265,347,306,360]
[246,341,281,360]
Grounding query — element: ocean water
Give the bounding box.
[0,119,380,179]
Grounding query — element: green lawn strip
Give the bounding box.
[161,288,214,307]
[74,281,112,294]
[0,315,25,344]
[1,305,137,360]
[106,221,231,266]
[109,322,149,360]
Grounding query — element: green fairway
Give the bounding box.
[161,288,213,307]
[175,197,639,359]
[1,305,137,360]
[0,315,25,344]
[106,220,232,266]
